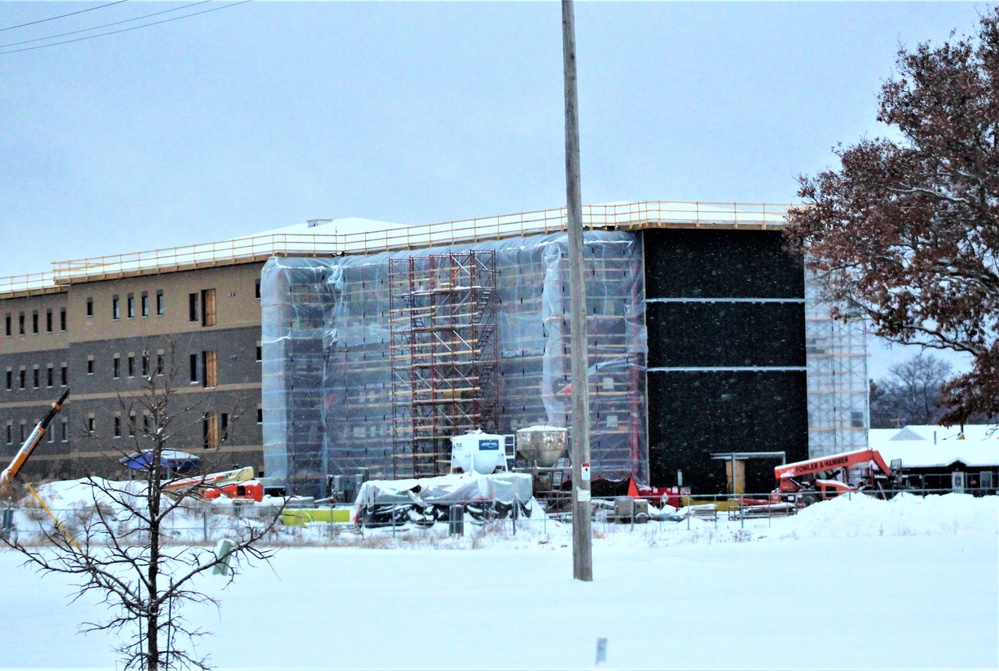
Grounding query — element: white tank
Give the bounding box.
[450,431,507,474]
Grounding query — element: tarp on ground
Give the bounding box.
[354,472,533,507]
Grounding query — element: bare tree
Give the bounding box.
[870,354,954,427]
[2,344,281,671]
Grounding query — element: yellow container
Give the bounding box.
[281,508,353,526]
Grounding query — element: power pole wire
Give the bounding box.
[0,1,212,50]
[0,1,128,33]
[0,1,250,55]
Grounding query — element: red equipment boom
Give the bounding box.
[774,448,901,506]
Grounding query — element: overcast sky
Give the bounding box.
[0,1,987,378]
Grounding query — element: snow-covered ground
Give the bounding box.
[1,493,996,670]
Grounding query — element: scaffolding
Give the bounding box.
[388,251,499,478]
[804,274,869,457]
[261,231,648,493]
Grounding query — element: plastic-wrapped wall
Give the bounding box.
[262,231,647,494]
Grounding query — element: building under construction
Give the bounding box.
[260,202,869,496]
[0,201,867,494]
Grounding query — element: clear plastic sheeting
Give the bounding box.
[262,231,648,495]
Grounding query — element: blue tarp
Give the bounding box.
[120,450,200,472]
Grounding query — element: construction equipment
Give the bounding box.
[163,466,263,502]
[0,388,70,496]
[772,448,904,507]
[0,389,81,550]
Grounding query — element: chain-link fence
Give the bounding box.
[2,487,992,547]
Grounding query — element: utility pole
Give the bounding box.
[562,0,593,582]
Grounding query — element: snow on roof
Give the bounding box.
[889,427,927,441]
[1,200,794,295]
[870,425,999,468]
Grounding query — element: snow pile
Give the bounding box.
[775,492,998,539]
[30,477,147,508]
[8,477,998,549]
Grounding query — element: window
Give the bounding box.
[113,415,121,438]
[127,293,135,319]
[257,404,263,424]
[19,423,26,443]
[156,351,164,376]
[32,311,38,334]
[46,364,53,388]
[256,341,262,362]
[5,369,11,391]
[202,289,217,327]
[203,350,217,387]
[113,355,120,379]
[60,307,66,331]
[141,291,149,317]
[45,308,53,333]
[255,279,261,299]
[87,415,95,433]
[220,413,229,443]
[128,412,136,437]
[19,369,25,389]
[32,367,39,389]
[189,293,199,322]
[143,413,150,434]
[127,354,135,378]
[18,312,25,335]
[87,356,94,375]
[141,352,149,377]
[47,423,55,443]
[203,412,220,449]
[86,297,94,317]
[61,419,68,442]
[60,363,68,386]
[189,351,217,387]
[5,423,11,444]
[112,295,120,320]
[156,290,164,316]
[4,313,10,336]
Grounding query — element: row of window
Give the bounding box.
[4,278,265,336]
[104,291,165,320]
[4,308,67,336]
[3,410,262,448]
[108,351,162,380]
[5,343,263,392]
[5,364,68,391]
[5,419,69,445]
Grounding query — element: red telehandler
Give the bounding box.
[772,448,905,507]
